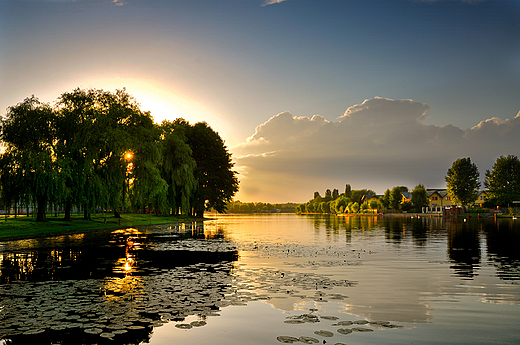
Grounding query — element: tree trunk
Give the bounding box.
[114,209,121,218]
[64,200,71,221]
[83,205,90,220]
[36,196,47,222]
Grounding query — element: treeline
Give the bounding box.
[296,184,429,214]
[0,88,238,221]
[225,201,298,213]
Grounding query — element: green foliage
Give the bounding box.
[0,89,238,221]
[484,155,520,207]
[401,200,413,212]
[158,121,197,215]
[369,198,380,210]
[445,157,480,208]
[0,96,57,221]
[183,122,239,217]
[227,200,297,213]
[390,187,402,210]
[381,189,391,209]
[344,184,352,198]
[324,189,332,202]
[411,184,428,210]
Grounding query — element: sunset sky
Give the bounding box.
[1,0,520,203]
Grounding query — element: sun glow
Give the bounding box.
[79,77,240,146]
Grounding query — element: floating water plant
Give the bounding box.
[277,335,300,343]
[298,336,320,344]
[314,330,334,337]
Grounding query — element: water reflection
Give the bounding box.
[482,219,520,281]
[446,218,482,279]
[0,223,239,344]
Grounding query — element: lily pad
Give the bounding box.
[335,321,353,326]
[175,324,193,329]
[351,327,373,332]
[353,320,369,325]
[277,335,300,343]
[320,316,339,320]
[337,328,353,335]
[314,330,334,337]
[298,336,319,344]
[190,321,207,327]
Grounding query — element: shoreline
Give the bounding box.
[0,214,209,242]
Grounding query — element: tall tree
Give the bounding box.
[324,189,332,201]
[380,189,391,209]
[344,184,352,198]
[56,88,160,219]
[390,186,402,210]
[484,155,520,207]
[332,189,339,200]
[411,184,428,211]
[445,157,480,209]
[158,120,196,215]
[184,122,239,217]
[56,88,103,220]
[0,96,57,221]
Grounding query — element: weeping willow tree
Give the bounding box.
[0,96,58,222]
[159,120,197,216]
[1,88,238,221]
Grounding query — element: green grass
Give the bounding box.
[0,213,202,240]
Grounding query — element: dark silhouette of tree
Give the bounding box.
[0,96,57,221]
[158,120,196,215]
[183,122,239,217]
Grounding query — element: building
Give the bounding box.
[427,188,487,209]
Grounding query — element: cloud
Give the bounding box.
[232,98,520,202]
[262,0,288,6]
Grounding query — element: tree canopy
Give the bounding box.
[445,157,480,208]
[0,88,239,221]
[484,155,520,207]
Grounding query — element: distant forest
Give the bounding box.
[225,201,298,213]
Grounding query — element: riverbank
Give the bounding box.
[0,213,206,241]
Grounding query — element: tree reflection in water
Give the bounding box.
[0,223,238,344]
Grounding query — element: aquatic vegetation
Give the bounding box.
[0,221,406,344]
[314,330,334,337]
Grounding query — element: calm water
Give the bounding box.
[0,214,519,345]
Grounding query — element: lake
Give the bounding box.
[0,214,519,345]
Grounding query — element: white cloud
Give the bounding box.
[232,98,520,202]
[262,0,288,6]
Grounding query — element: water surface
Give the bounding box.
[1,214,519,344]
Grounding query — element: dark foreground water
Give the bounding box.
[0,214,519,345]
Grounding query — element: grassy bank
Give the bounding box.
[0,213,203,240]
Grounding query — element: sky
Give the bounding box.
[1,0,520,203]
